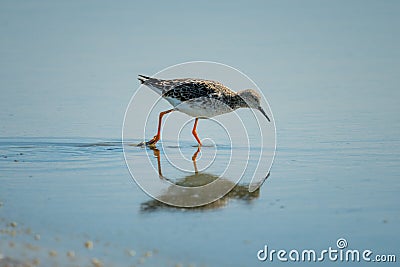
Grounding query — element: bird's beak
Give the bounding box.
[258,106,271,122]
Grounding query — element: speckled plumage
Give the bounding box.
[137,74,270,146]
[138,75,248,118]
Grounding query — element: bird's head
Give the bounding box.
[238,89,270,122]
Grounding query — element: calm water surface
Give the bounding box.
[1,110,399,266]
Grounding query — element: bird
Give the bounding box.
[138,74,270,147]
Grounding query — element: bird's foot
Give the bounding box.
[146,135,159,146]
[137,135,159,147]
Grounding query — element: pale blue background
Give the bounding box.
[0,1,399,266]
[1,0,398,138]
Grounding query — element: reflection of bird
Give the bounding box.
[137,75,270,147]
[150,147,201,177]
[141,147,266,211]
[141,177,261,212]
[142,149,261,211]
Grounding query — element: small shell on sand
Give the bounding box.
[85,240,94,249]
[67,251,75,258]
[49,250,58,257]
[126,249,136,257]
[91,258,103,267]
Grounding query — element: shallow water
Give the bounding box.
[0,125,399,266]
[0,137,269,266]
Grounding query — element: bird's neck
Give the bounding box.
[230,95,248,109]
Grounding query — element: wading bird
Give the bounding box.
[138,75,270,147]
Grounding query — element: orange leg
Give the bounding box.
[150,147,163,177]
[146,109,174,146]
[192,146,201,174]
[192,118,202,146]
[192,146,201,161]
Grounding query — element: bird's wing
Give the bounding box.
[162,80,234,102]
[139,75,199,95]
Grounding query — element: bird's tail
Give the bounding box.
[137,74,166,95]
[138,74,151,84]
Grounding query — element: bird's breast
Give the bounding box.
[173,97,235,118]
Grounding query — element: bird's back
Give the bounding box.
[139,75,236,100]
[138,75,192,94]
